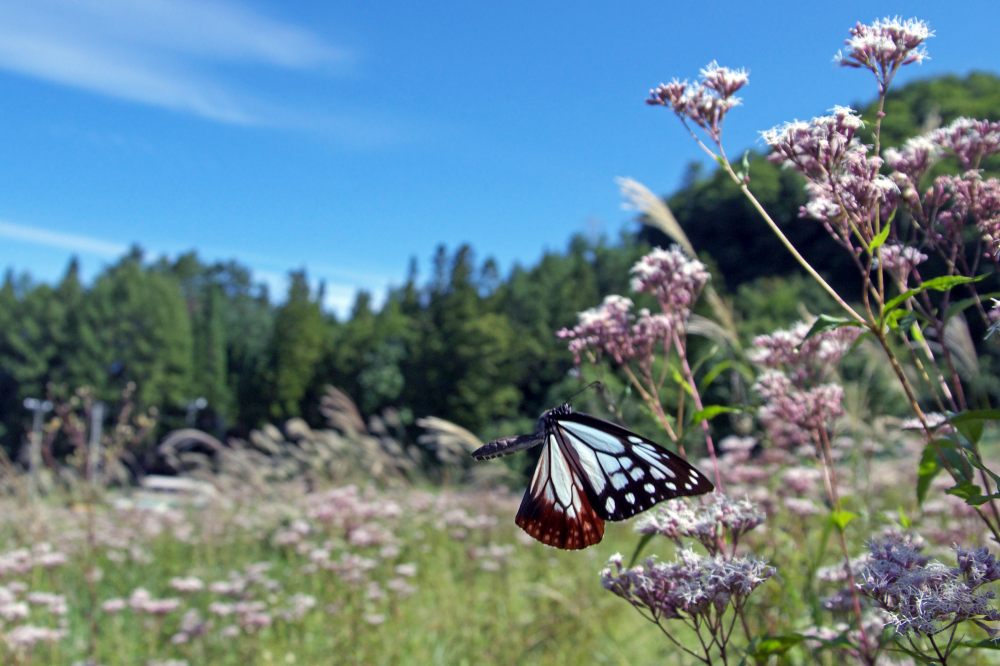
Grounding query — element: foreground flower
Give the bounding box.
[602,549,774,622]
[835,17,932,91]
[636,493,765,556]
[857,534,1000,663]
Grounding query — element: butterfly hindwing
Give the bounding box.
[551,412,714,522]
[514,434,605,550]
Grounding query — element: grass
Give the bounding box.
[0,436,996,665]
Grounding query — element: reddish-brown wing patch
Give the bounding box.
[514,435,605,549]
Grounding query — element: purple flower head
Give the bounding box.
[636,493,765,556]
[647,63,747,142]
[875,243,927,285]
[755,372,845,450]
[557,295,673,366]
[763,106,864,180]
[601,549,774,621]
[929,117,1000,170]
[699,61,749,99]
[835,17,933,90]
[857,533,1000,636]
[630,246,710,318]
[885,135,939,182]
[765,107,898,242]
[750,319,861,385]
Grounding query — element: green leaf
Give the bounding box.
[800,314,863,344]
[691,405,744,424]
[671,368,694,396]
[868,223,891,253]
[916,442,944,506]
[882,274,989,319]
[943,289,1000,323]
[963,638,1000,649]
[749,634,805,658]
[698,359,754,393]
[948,408,1000,447]
[628,532,655,568]
[829,510,858,531]
[950,409,1000,426]
[897,506,912,529]
[946,481,1000,506]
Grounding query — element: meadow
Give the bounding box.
[0,409,993,665]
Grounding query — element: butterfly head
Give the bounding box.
[540,403,574,430]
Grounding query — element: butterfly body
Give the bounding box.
[473,404,713,550]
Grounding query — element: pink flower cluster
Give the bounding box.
[764,107,898,245]
[876,243,927,285]
[601,549,774,621]
[636,493,765,556]
[755,372,845,452]
[883,118,1000,256]
[558,247,708,365]
[857,533,1000,637]
[835,17,932,91]
[646,61,748,142]
[557,295,672,365]
[630,246,711,314]
[749,320,861,384]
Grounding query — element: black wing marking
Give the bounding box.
[472,432,545,460]
[514,434,605,550]
[552,412,714,522]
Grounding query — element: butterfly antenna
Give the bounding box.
[565,381,605,403]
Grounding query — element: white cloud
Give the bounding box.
[0,219,388,317]
[0,219,127,257]
[0,1,349,125]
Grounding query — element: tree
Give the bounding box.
[270,271,325,419]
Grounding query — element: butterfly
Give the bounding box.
[472,403,714,549]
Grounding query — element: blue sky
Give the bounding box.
[0,1,997,314]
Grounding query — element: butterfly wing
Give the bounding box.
[552,412,714,521]
[514,433,605,550]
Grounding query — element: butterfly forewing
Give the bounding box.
[514,434,605,550]
[551,412,714,522]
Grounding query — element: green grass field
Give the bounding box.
[0,439,995,666]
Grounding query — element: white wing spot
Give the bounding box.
[644,483,655,494]
[650,468,665,480]
[684,482,694,490]
[628,435,643,444]
[611,472,628,490]
[620,457,634,471]
[606,497,616,514]
[629,467,645,481]
[571,440,606,494]
[666,481,677,491]
[625,492,635,504]
[560,421,625,454]
[597,451,622,473]
[548,436,573,505]
[633,446,676,478]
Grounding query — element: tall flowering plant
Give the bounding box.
[648,16,1000,544]
[566,15,1000,665]
[627,14,1000,665]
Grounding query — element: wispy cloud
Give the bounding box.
[0,219,127,257]
[0,0,350,125]
[0,219,387,316]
